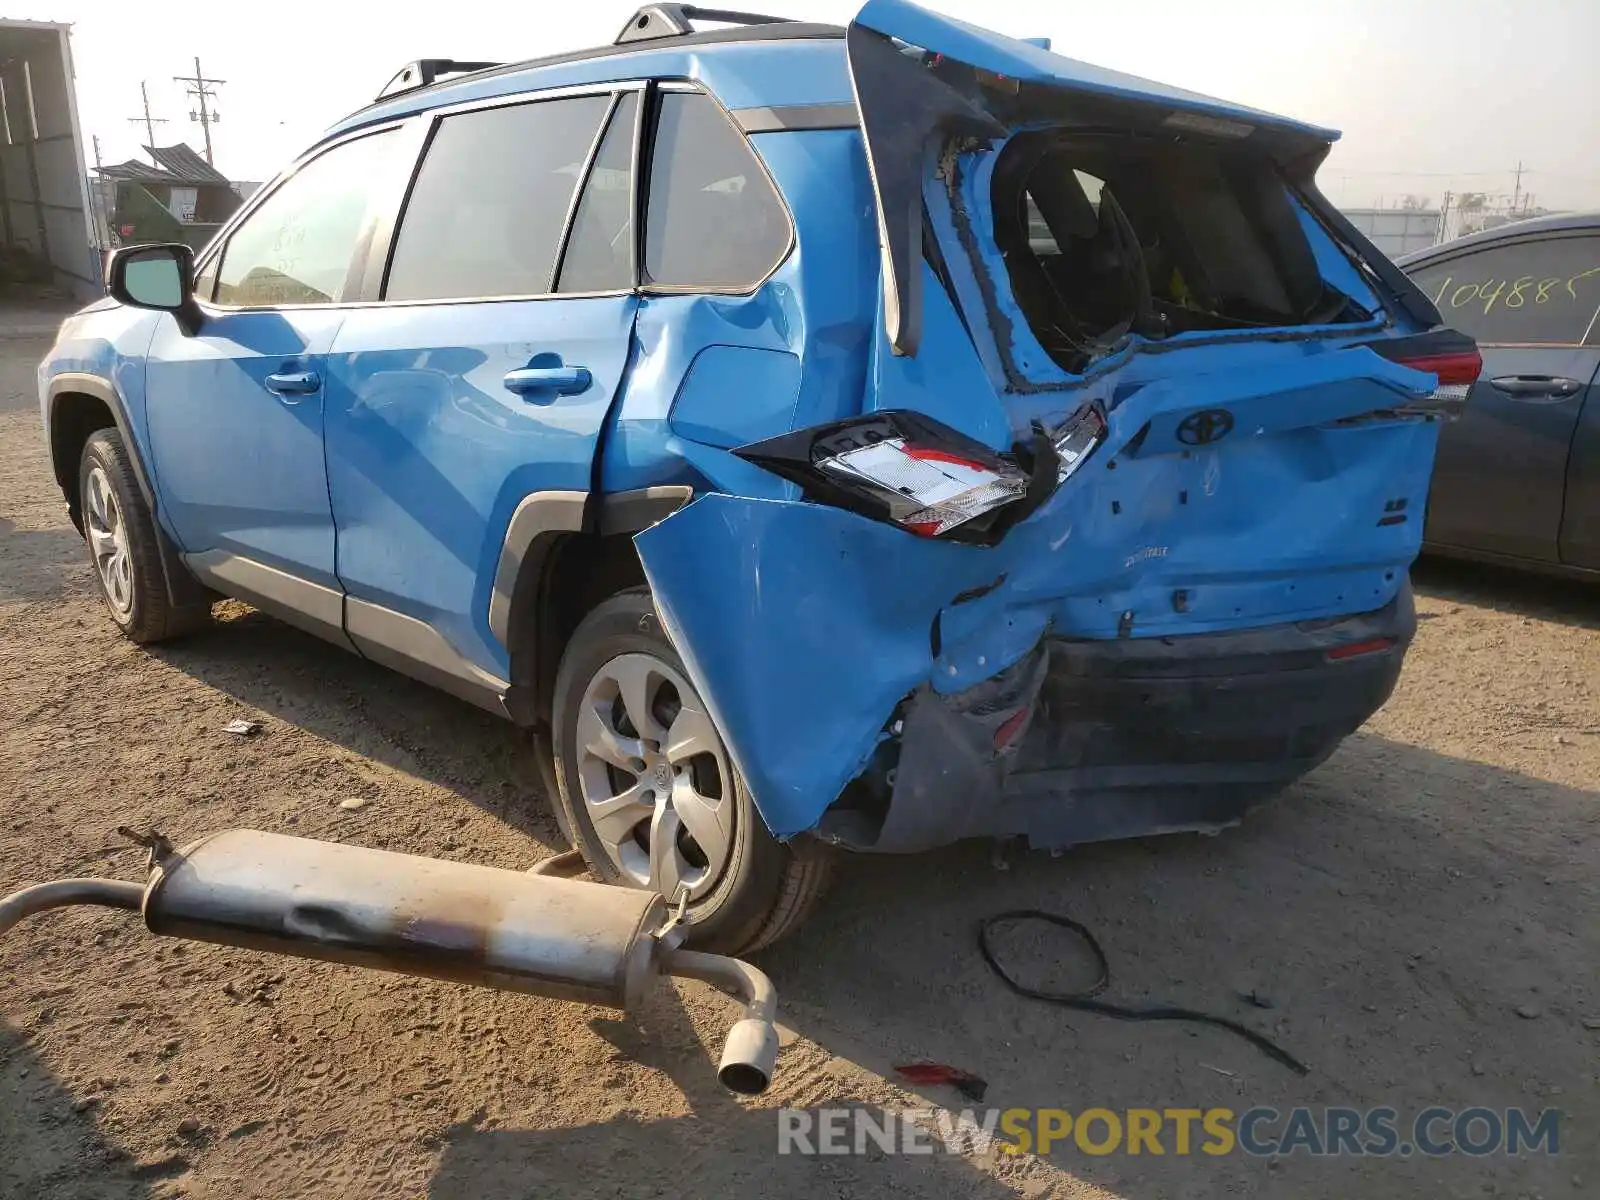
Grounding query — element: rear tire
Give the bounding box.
[78,429,211,643]
[549,587,829,954]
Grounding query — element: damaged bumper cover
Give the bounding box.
[823,584,1415,852]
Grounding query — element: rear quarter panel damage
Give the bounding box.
[636,348,1440,838]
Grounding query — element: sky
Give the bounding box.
[32,0,1600,213]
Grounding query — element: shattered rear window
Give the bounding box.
[992,134,1358,373]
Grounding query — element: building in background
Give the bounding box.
[97,142,242,250]
[0,19,99,299]
[1341,206,1443,259]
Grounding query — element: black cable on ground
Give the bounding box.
[978,909,1310,1076]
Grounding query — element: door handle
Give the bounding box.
[503,365,592,400]
[1488,375,1582,400]
[265,370,321,396]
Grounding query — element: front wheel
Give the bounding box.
[78,429,210,643]
[549,587,829,955]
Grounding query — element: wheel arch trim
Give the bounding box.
[45,372,154,509]
[489,485,694,649]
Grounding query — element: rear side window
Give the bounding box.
[1406,236,1600,345]
[214,130,397,307]
[644,92,790,289]
[386,96,611,301]
[557,92,639,294]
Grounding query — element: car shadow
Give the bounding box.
[1,1019,171,1199]
[1414,554,1600,630]
[144,605,1598,1198]
[146,606,565,851]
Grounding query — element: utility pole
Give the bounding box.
[173,57,224,166]
[89,134,107,248]
[1511,161,1525,215]
[126,81,167,164]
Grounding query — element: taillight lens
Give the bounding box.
[735,405,1106,546]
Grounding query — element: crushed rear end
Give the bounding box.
[635,0,1476,851]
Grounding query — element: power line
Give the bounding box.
[124,81,166,165]
[173,57,225,167]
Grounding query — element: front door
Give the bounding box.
[324,89,644,683]
[145,127,407,612]
[1407,231,1600,562]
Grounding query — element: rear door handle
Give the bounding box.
[1489,374,1583,400]
[265,370,321,396]
[503,365,592,401]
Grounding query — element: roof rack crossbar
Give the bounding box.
[615,5,793,45]
[376,58,504,102]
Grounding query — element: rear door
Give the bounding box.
[323,88,642,685]
[1405,231,1600,562]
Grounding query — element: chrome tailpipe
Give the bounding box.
[0,829,780,1094]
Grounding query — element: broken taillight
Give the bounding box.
[735,405,1106,546]
[817,436,1030,538]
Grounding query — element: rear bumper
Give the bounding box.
[821,582,1416,852]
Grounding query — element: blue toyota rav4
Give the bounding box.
[39,1,1477,953]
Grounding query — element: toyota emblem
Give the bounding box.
[1176,409,1235,446]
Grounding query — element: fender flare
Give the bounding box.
[494,485,694,726]
[488,485,695,648]
[45,372,156,509]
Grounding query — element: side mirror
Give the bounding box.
[107,243,204,335]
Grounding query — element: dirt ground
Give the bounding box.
[2,329,1596,1199]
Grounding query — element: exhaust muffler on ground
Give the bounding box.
[0,829,779,1095]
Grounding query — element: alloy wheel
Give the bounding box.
[574,652,735,901]
[84,465,133,618]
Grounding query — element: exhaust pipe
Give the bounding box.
[0,829,780,1094]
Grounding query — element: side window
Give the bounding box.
[386,96,611,301]
[557,92,639,294]
[644,91,790,289]
[214,131,397,307]
[1406,235,1600,345]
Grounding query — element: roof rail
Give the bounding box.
[376,58,504,101]
[614,5,792,45]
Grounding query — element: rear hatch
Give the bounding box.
[634,0,1474,838]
